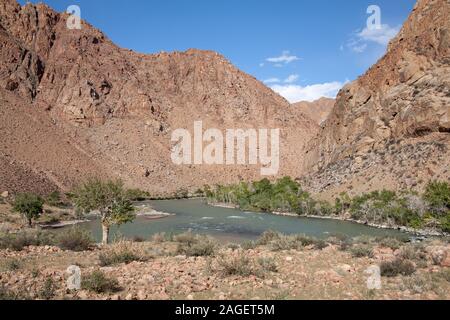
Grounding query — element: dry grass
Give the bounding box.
[99,240,147,266]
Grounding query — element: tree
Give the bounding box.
[12,193,44,227]
[70,179,135,244]
[45,191,62,207]
[423,181,450,215]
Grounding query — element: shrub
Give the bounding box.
[353,235,375,245]
[377,237,402,250]
[241,240,257,250]
[256,230,281,246]
[313,239,329,250]
[177,240,216,257]
[125,189,150,201]
[435,268,450,282]
[380,259,416,277]
[214,254,260,277]
[328,233,350,242]
[152,232,172,243]
[173,231,197,245]
[0,286,30,300]
[45,191,62,207]
[38,277,56,300]
[258,257,278,273]
[12,193,44,227]
[295,234,318,247]
[81,270,121,293]
[423,181,450,214]
[256,232,326,251]
[339,239,354,251]
[401,274,436,294]
[56,227,93,252]
[1,258,21,271]
[0,230,54,251]
[227,243,240,251]
[131,236,145,243]
[99,240,145,266]
[269,235,301,251]
[176,235,216,257]
[349,245,374,258]
[440,215,450,233]
[398,244,427,263]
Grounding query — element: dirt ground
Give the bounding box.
[0,235,449,300]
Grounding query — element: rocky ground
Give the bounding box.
[0,232,449,300]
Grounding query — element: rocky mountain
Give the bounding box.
[303,0,450,199]
[1,0,448,199]
[0,0,317,196]
[293,98,335,125]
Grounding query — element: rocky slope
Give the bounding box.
[1,236,449,300]
[304,0,450,197]
[0,0,317,196]
[293,98,335,125]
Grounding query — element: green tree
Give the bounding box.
[423,181,450,215]
[45,191,61,207]
[70,179,135,244]
[12,193,44,227]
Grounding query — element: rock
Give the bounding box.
[336,264,353,274]
[1,191,8,198]
[285,256,293,262]
[264,279,273,286]
[187,294,194,300]
[137,290,148,300]
[428,246,449,266]
[78,291,89,300]
[125,293,135,300]
[441,255,450,268]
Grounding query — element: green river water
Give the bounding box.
[75,199,409,243]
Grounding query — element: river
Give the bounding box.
[74,199,409,243]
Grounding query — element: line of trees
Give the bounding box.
[206,177,450,233]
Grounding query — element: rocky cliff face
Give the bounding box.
[293,98,335,125]
[303,0,450,198]
[308,0,449,168]
[0,0,317,195]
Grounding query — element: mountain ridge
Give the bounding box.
[0,0,317,196]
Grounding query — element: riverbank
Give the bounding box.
[208,202,447,238]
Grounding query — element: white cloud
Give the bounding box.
[349,42,368,53]
[266,50,300,65]
[270,81,346,103]
[263,78,281,84]
[284,74,299,83]
[357,24,401,46]
[259,62,265,67]
[347,24,400,53]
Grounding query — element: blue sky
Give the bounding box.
[20,0,416,102]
